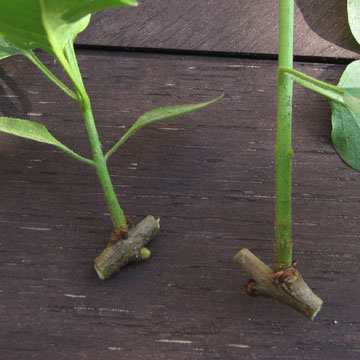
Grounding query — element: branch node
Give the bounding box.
[94,215,160,280]
[234,249,323,320]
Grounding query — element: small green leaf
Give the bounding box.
[331,60,360,171]
[122,95,224,144]
[105,94,224,159]
[0,117,92,165]
[0,36,27,60]
[348,0,360,45]
[0,0,138,57]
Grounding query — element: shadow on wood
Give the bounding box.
[295,0,359,53]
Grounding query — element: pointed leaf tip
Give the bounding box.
[123,0,138,6]
[105,94,224,158]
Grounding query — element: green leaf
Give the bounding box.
[105,94,224,159]
[0,0,138,56]
[348,0,360,45]
[0,117,92,165]
[342,87,360,114]
[0,35,27,61]
[331,60,360,171]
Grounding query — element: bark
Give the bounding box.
[94,215,160,280]
[234,249,323,320]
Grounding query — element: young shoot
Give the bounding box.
[235,0,360,320]
[0,0,222,279]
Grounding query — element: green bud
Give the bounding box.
[140,247,151,260]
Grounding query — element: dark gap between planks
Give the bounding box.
[74,43,354,65]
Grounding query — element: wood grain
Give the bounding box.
[1,50,360,359]
[77,0,360,58]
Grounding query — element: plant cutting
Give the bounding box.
[0,0,222,279]
[234,0,360,319]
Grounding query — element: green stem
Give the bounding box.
[275,0,294,269]
[59,43,127,230]
[80,97,127,229]
[25,51,77,101]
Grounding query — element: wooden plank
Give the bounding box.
[0,51,360,359]
[77,0,360,58]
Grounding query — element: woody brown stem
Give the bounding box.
[234,249,323,320]
[94,215,160,280]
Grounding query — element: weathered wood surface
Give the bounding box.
[1,50,360,359]
[77,0,360,58]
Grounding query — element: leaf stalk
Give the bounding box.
[25,50,77,101]
[279,67,345,104]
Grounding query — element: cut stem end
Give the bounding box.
[234,248,323,320]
